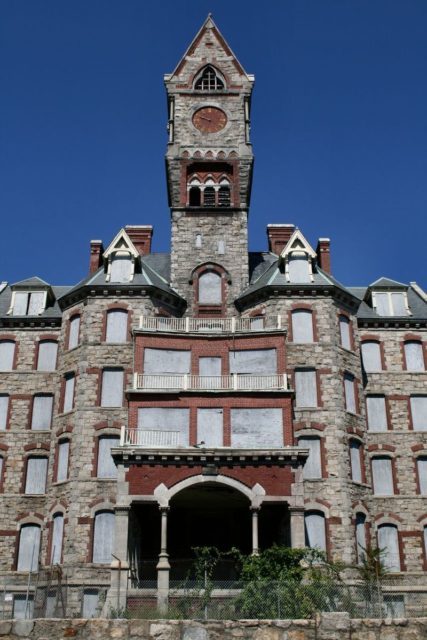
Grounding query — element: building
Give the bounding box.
[0,16,426,618]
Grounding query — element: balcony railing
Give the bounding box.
[133,373,289,392]
[138,316,284,333]
[120,428,180,447]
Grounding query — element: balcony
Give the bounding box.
[132,373,289,392]
[138,316,284,334]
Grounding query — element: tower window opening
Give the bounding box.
[204,187,216,207]
[218,185,231,207]
[195,65,224,91]
[189,186,201,206]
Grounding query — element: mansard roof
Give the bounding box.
[348,281,427,322]
[11,276,50,288]
[0,283,71,324]
[368,276,408,289]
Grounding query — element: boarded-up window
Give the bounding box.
[13,595,34,619]
[110,255,133,283]
[375,292,408,316]
[56,440,69,482]
[417,457,427,495]
[355,513,367,564]
[372,457,394,495]
[0,394,9,430]
[366,396,387,432]
[339,316,352,350]
[138,408,190,446]
[305,512,326,551]
[51,514,64,564]
[82,589,99,618]
[97,436,119,478]
[199,271,222,304]
[250,316,264,330]
[31,395,53,430]
[295,369,318,408]
[229,349,277,375]
[0,340,15,370]
[344,373,356,413]
[361,341,382,372]
[288,256,310,283]
[378,525,400,572]
[405,341,424,371]
[101,369,123,407]
[197,408,223,447]
[199,357,221,377]
[230,408,283,448]
[299,437,321,479]
[292,310,314,343]
[350,440,362,483]
[13,291,45,316]
[68,316,80,350]
[17,524,41,571]
[63,375,75,413]
[25,457,48,494]
[37,341,58,371]
[106,310,128,343]
[411,396,427,431]
[93,511,115,564]
[144,348,191,375]
[424,527,427,559]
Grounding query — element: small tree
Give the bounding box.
[355,545,390,617]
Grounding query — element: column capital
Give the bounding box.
[159,506,170,514]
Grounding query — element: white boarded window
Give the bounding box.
[13,594,34,619]
[101,369,123,407]
[51,514,64,564]
[93,511,115,564]
[361,341,382,372]
[339,316,352,350]
[82,589,100,618]
[0,394,9,430]
[199,271,222,304]
[97,436,119,478]
[305,512,326,551]
[344,373,356,413]
[292,310,314,343]
[138,408,190,447]
[31,395,53,430]
[411,396,427,431]
[144,348,191,375]
[110,255,133,283]
[424,527,427,559]
[417,458,427,495]
[13,292,29,315]
[56,440,70,482]
[68,316,80,350]
[229,349,277,375]
[366,396,387,432]
[288,256,310,283]
[0,340,15,371]
[230,408,282,448]
[250,316,264,330]
[350,440,362,483]
[63,375,75,413]
[372,457,394,495]
[25,457,48,494]
[13,291,45,316]
[17,524,41,571]
[374,292,408,317]
[199,357,221,377]
[355,513,367,564]
[37,341,58,371]
[106,310,128,343]
[299,437,321,479]
[405,341,424,371]
[197,408,223,447]
[295,369,318,408]
[378,524,400,572]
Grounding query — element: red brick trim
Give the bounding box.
[367,444,396,453]
[412,443,425,452]
[24,442,50,452]
[55,425,73,438]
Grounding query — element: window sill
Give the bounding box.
[101,341,129,346]
[66,345,81,353]
[99,406,124,410]
[23,493,46,497]
[52,480,69,486]
[57,410,75,417]
[338,345,356,355]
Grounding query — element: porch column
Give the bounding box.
[251,507,260,555]
[156,506,170,613]
[290,507,305,548]
[108,505,130,612]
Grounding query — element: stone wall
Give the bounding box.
[1,615,427,640]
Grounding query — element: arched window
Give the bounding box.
[17,524,41,571]
[366,395,388,432]
[68,315,80,350]
[194,65,224,91]
[404,341,424,371]
[189,186,201,206]
[31,394,53,430]
[361,341,382,372]
[25,456,48,494]
[110,254,133,283]
[355,513,367,564]
[218,179,231,207]
[198,271,222,305]
[349,439,363,483]
[339,315,352,350]
[56,439,70,483]
[291,309,314,343]
[0,394,9,430]
[93,511,115,564]
[372,456,394,495]
[105,309,128,344]
[288,255,310,283]
[0,340,15,371]
[97,435,120,478]
[37,340,58,371]
[203,186,216,207]
[305,511,326,551]
[377,524,400,572]
[50,513,64,564]
[298,437,321,479]
[417,457,427,495]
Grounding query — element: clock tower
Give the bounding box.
[165,16,254,315]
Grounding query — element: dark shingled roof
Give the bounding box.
[11,276,50,288]
[0,284,72,318]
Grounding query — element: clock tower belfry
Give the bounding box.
[164,15,254,314]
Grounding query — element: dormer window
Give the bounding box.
[110,253,134,283]
[103,228,140,284]
[279,229,316,284]
[373,291,409,316]
[288,255,311,283]
[194,65,225,91]
[12,291,46,316]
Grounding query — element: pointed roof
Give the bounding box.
[12,276,50,288]
[103,228,140,260]
[368,276,408,289]
[167,15,252,81]
[280,229,317,260]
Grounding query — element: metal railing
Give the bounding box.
[138,316,284,333]
[120,428,180,447]
[133,373,289,392]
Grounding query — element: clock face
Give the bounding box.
[192,107,227,133]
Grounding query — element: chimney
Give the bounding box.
[267,224,295,255]
[316,238,331,274]
[125,225,153,256]
[89,240,104,274]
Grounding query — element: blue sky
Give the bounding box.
[1,1,426,288]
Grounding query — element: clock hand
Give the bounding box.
[199,116,212,122]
